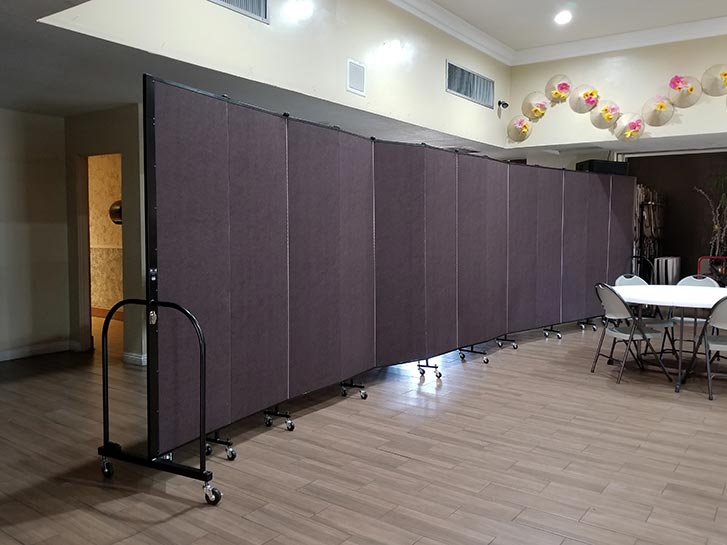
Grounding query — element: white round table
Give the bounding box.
[613,284,727,392]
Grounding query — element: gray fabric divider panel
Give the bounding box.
[535,168,564,327]
[608,176,636,284]
[288,120,342,397]
[507,164,539,333]
[586,173,611,316]
[228,103,289,420]
[338,132,375,380]
[424,148,457,357]
[153,82,231,455]
[562,171,590,322]
[375,142,426,365]
[457,155,508,346]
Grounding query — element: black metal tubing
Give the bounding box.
[100,298,212,483]
[459,344,487,356]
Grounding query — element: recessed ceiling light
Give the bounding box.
[554,10,572,25]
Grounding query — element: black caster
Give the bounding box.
[497,341,503,348]
[341,387,348,397]
[360,390,368,400]
[459,352,465,360]
[264,415,273,427]
[205,444,213,456]
[579,323,586,330]
[483,357,489,364]
[544,331,549,338]
[226,447,237,461]
[512,343,518,350]
[435,371,442,379]
[204,484,223,506]
[418,368,425,376]
[557,333,562,339]
[286,419,295,431]
[101,459,114,479]
[592,324,598,331]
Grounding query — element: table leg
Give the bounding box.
[676,307,684,393]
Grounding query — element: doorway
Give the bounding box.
[87,153,124,355]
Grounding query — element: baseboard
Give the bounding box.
[123,352,148,366]
[91,307,124,320]
[0,340,74,362]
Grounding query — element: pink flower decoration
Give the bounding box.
[669,75,688,91]
[557,82,570,93]
[628,119,642,132]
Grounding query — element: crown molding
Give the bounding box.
[513,15,727,65]
[384,0,515,65]
[386,1,727,67]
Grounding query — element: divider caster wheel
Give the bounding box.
[418,368,425,376]
[512,343,518,350]
[579,323,586,331]
[285,419,295,432]
[205,444,213,456]
[101,459,114,479]
[459,352,465,360]
[435,370,442,379]
[544,331,549,338]
[225,447,237,461]
[592,324,598,331]
[341,387,348,397]
[360,390,368,400]
[204,484,223,506]
[497,341,503,348]
[556,333,562,340]
[264,415,273,428]
[483,357,489,364]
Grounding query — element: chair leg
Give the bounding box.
[644,337,673,382]
[617,324,636,384]
[706,346,714,401]
[591,325,607,373]
[607,337,617,364]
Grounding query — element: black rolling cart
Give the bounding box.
[98,298,224,505]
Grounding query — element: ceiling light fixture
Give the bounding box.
[554,10,572,25]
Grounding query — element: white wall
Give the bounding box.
[65,105,146,365]
[0,108,69,361]
[42,0,511,147]
[510,36,727,149]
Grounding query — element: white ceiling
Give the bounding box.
[389,0,727,64]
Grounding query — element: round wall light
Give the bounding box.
[554,10,572,25]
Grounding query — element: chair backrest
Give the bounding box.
[709,296,727,330]
[594,283,633,320]
[615,274,648,286]
[677,274,719,287]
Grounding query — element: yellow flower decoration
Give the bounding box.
[721,71,727,86]
[687,85,695,94]
[520,124,530,135]
[531,107,545,117]
[582,89,599,106]
[655,101,667,111]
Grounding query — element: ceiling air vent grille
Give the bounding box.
[208,0,268,23]
[446,61,494,109]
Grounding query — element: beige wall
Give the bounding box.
[88,153,123,311]
[0,108,69,361]
[510,36,727,149]
[65,106,145,364]
[43,0,511,147]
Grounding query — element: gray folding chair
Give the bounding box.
[592,283,673,384]
[699,295,727,400]
[670,274,720,356]
[615,273,675,354]
[615,274,648,286]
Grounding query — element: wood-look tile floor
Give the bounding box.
[1,321,727,545]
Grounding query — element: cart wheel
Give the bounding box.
[497,341,503,348]
[286,419,295,431]
[512,343,518,350]
[418,367,425,376]
[101,459,114,479]
[579,323,586,330]
[459,352,465,360]
[544,330,549,338]
[341,387,348,397]
[360,390,368,400]
[205,486,223,506]
[435,371,443,379]
[264,415,273,427]
[205,444,213,456]
[483,357,489,364]
[556,333,562,340]
[226,448,237,461]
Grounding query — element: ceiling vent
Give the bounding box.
[347,59,366,97]
[208,0,268,23]
[446,61,494,109]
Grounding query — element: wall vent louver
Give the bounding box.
[208,0,268,23]
[347,59,366,97]
[446,61,494,109]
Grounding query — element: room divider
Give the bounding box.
[99,76,635,503]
